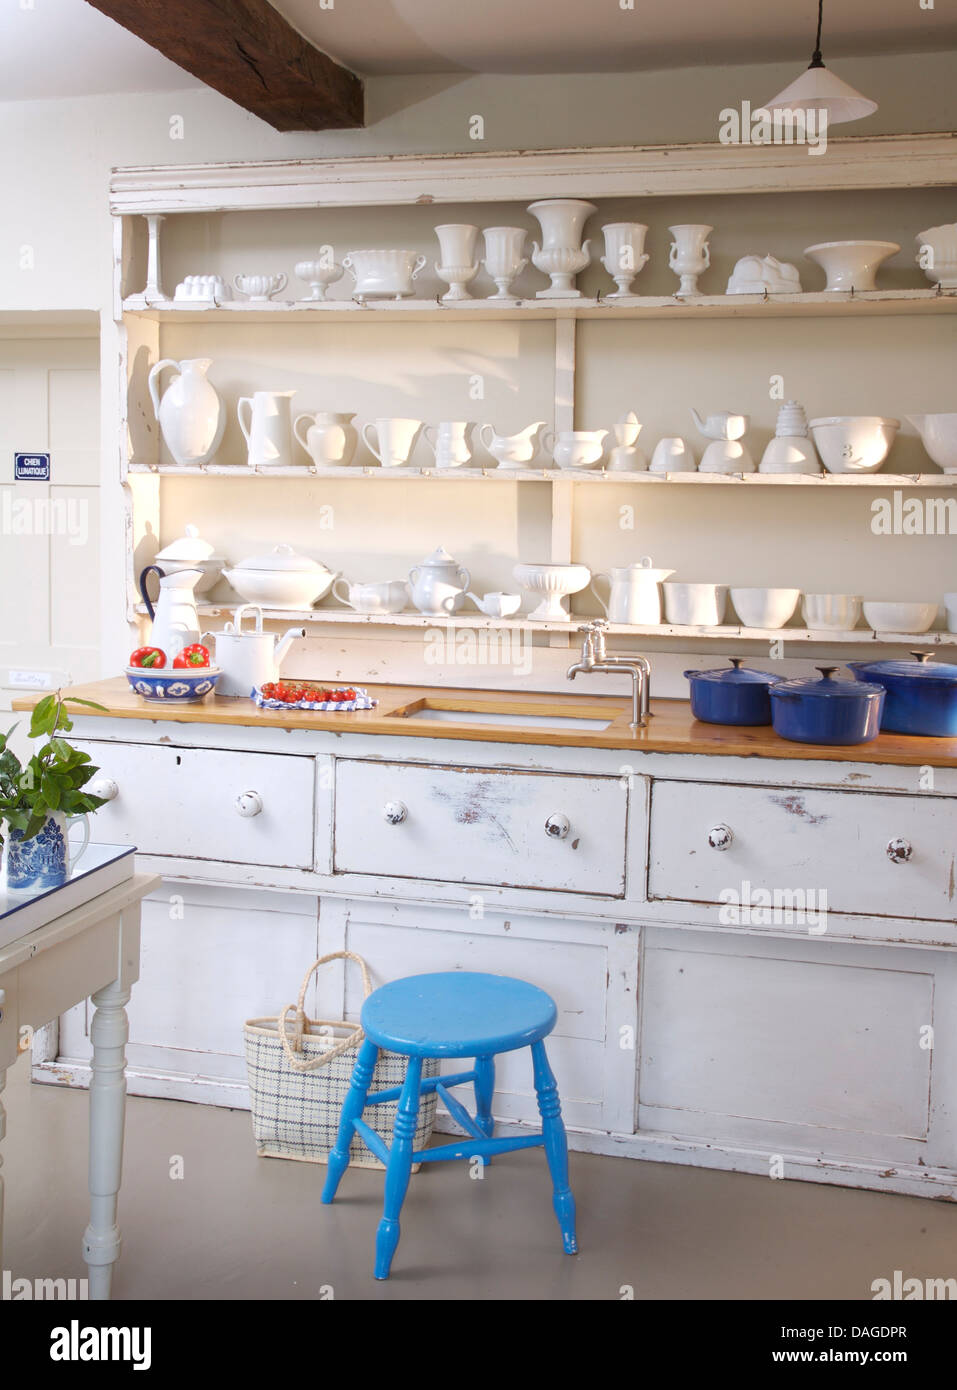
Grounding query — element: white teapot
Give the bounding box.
[408,546,471,615]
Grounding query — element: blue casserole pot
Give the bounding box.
[684,657,782,726]
[769,666,885,745]
[846,653,957,737]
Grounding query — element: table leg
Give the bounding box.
[0,1066,6,1272]
[83,979,131,1300]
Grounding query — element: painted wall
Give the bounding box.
[0,50,954,309]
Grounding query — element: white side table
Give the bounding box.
[0,846,159,1299]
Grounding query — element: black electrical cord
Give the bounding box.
[809,0,825,69]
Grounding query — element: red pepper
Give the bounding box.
[130,646,167,669]
[172,644,211,668]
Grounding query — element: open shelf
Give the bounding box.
[123,287,957,323]
[143,601,957,646]
[126,462,957,486]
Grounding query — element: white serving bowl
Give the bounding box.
[802,593,863,630]
[730,587,801,629]
[944,593,957,634]
[341,249,427,301]
[513,562,591,622]
[862,600,938,634]
[663,582,728,627]
[804,240,900,292]
[906,414,957,473]
[809,416,899,474]
[916,223,957,289]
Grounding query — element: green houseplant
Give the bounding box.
[0,691,109,891]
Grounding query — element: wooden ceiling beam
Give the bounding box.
[85,0,364,131]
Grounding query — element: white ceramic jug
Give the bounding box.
[206,605,306,697]
[294,411,358,467]
[237,390,296,468]
[408,546,470,615]
[147,357,225,467]
[590,557,675,625]
[138,565,203,659]
[424,421,473,468]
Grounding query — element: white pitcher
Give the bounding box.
[237,390,296,469]
[424,421,473,468]
[362,417,423,468]
[147,357,225,467]
[138,565,202,659]
[590,557,675,625]
[294,411,358,467]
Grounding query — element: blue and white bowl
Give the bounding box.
[125,665,221,702]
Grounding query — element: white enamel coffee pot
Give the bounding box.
[205,604,306,697]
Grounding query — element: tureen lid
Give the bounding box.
[232,543,329,574]
[156,523,215,563]
[684,657,782,686]
[771,666,885,699]
[419,545,459,567]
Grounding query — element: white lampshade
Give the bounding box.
[765,63,878,125]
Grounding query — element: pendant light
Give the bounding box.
[765,0,878,125]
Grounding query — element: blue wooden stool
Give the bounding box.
[321,971,578,1279]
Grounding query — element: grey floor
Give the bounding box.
[3,1058,955,1301]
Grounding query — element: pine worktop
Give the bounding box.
[15,677,957,768]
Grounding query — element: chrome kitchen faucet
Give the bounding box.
[566,619,650,729]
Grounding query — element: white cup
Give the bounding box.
[802,593,863,630]
[362,417,424,468]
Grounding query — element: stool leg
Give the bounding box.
[473,1055,495,1169]
[375,1055,422,1280]
[531,1040,578,1255]
[322,1037,378,1205]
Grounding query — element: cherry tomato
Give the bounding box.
[130,646,166,669]
[172,643,211,668]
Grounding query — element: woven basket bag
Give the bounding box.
[244,951,438,1169]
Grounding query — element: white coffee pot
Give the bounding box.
[590,557,675,625]
[138,565,203,659]
[204,605,306,697]
[408,546,471,615]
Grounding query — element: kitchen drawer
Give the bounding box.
[649,779,957,923]
[334,759,627,895]
[75,740,314,868]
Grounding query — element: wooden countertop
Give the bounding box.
[15,677,957,767]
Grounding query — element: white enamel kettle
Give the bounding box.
[205,605,306,697]
[138,565,203,659]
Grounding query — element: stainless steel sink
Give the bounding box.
[399,700,612,732]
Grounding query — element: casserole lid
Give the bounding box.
[770,665,884,699]
[156,523,215,563]
[683,657,782,686]
[230,544,328,575]
[847,654,957,686]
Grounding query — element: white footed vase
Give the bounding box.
[482,226,528,301]
[147,357,225,467]
[435,224,480,301]
[601,222,649,298]
[528,199,596,298]
[668,223,712,296]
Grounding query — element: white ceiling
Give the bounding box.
[275,0,957,75]
[0,0,199,101]
[0,0,951,103]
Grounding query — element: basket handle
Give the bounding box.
[278,951,373,1072]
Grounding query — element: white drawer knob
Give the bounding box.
[383,801,407,825]
[545,813,570,840]
[235,790,263,818]
[886,837,912,864]
[89,776,118,801]
[708,824,734,851]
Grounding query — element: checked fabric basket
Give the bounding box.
[244,951,438,1169]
